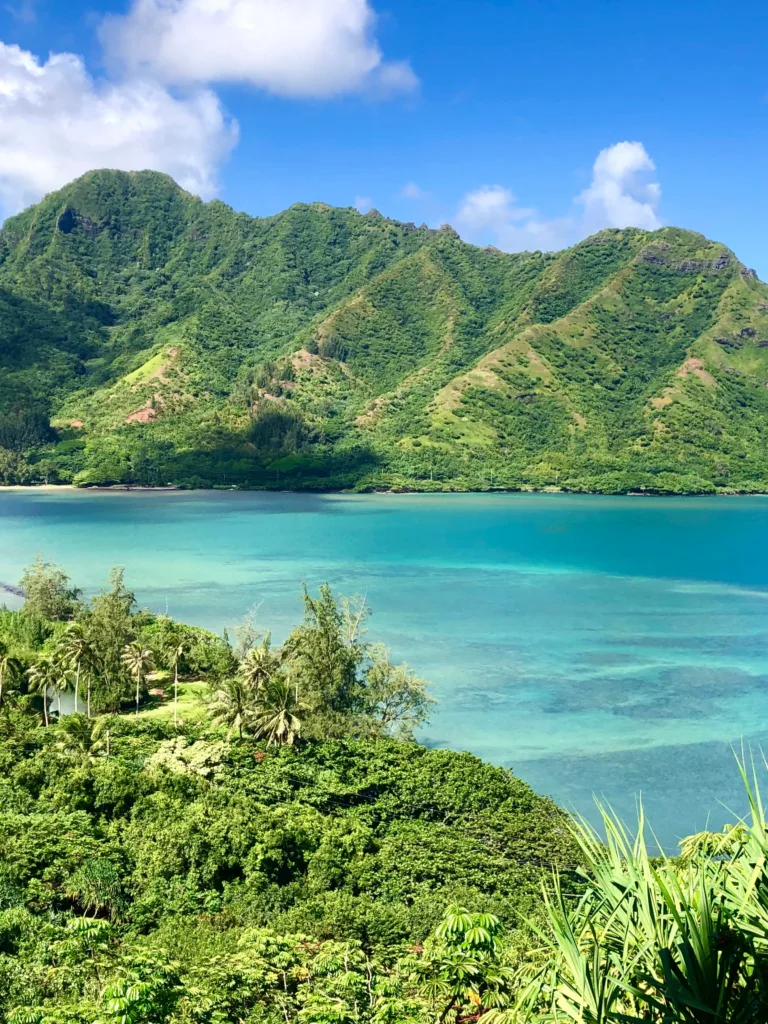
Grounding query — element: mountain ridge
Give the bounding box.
[1,168,767,494]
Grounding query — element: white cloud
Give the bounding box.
[456,184,561,251]
[578,141,661,232]
[456,185,532,230]
[371,60,418,97]
[102,0,418,99]
[456,141,662,253]
[5,0,36,22]
[495,215,577,253]
[0,0,416,217]
[0,42,238,215]
[354,194,373,212]
[400,181,428,200]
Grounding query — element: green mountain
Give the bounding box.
[2,168,768,493]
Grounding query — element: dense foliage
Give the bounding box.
[508,767,768,1023]
[3,170,768,494]
[3,560,768,1021]
[0,561,577,1021]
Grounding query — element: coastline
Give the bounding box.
[0,483,178,493]
[2,482,767,498]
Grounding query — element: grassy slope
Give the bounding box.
[2,170,768,493]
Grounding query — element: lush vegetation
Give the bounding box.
[3,559,768,1021]
[2,170,768,494]
[0,560,576,1021]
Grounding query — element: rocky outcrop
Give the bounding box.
[638,248,731,272]
[57,206,101,237]
[678,255,730,272]
[639,248,666,265]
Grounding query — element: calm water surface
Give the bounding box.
[2,488,767,847]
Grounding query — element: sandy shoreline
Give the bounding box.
[0,484,179,493]
[1,483,767,499]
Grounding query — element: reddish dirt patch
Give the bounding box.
[126,404,157,424]
[68,419,84,428]
[292,348,321,370]
[676,357,715,386]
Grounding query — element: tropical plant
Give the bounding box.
[146,736,227,777]
[504,759,768,1024]
[82,567,137,711]
[65,858,124,921]
[50,650,72,721]
[27,655,57,727]
[283,584,366,735]
[19,556,80,620]
[252,676,306,747]
[55,712,110,758]
[121,642,154,716]
[365,647,434,739]
[208,675,256,740]
[57,622,94,715]
[0,640,22,709]
[165,637,188,729]
[97,953,182,1023]
[238,633,282,691]
[407,906,515,1023]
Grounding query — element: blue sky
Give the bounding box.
[1,0,766,274]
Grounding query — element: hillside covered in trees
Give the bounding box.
[2,169,768,493]
[3,560,768,1021]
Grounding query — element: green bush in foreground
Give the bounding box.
[2,559,768,1021]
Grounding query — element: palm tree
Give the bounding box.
[66,856,124,921]
[166,638,188,729]
[51,652,72,721]
[252,676,306,747]
[55,713,109,758]
[0,641,22,710]
[27,656,57,727]
[65,857,124,921]
[82,663,98,720]
[121,642,154,716]
[238,633,282,691]
[57,623,94,716]
[208,676,255,740]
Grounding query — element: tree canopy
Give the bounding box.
[2,559,768,1021]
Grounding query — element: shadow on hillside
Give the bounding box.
[68,435,383,492]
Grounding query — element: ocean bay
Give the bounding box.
[2,487,767,847]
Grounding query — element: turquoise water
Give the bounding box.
[2,488,768,847]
